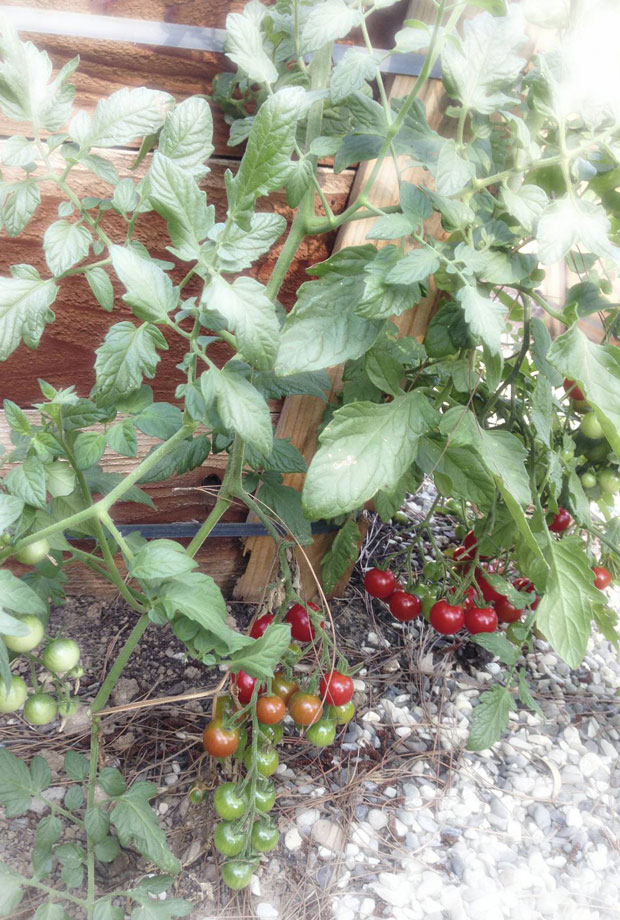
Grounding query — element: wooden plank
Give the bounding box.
[235,1,453,603]
[0,147,354,405]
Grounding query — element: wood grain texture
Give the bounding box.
[0,148,354,405]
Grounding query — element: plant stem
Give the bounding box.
[23,877,88,908]
[186,434,245,557]
[90,614,151,715]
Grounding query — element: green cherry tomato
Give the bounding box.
[2,615,45,653]
[251,820,280,853]
[255,781,276,813]
[42,638,80,675]
[580,412,605,441]
[305,719,336,748]
[244,745,279,777]
[214,783,247,821]
[23,693,57,725]
[506,622,529,646]
[580,471,597,490]
[584,441,611,462]
[259,722,283,745]
[325,701,355,725]
[421,593,435,620]
[57,699,78,718]
[0,675,28,713]
[14,538,50,566]
[188,786,204,805]
[598,469,620,495]
[221,860,256,890]
[423,561,443,582]
[214,821,246,857]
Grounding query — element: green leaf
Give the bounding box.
[35,815,62,852]
[78,87,174,148]
[365,213,413,240]
[134,404,183,440]
[46,461,75,498]
[331,48,377,103]
[257,479,311,545]
[421,442,495,509]
[385,248,440,284]
[129,897,191,920]
[136,435,210,484]
[146,153,214,262]
[0,572,47,615]
[94,899,124,920]
[254,369,331,401]
[470,632,520,666]
[64,785,84,811]
[530,375,552,445]
[107,420,138,458]
[0,493,24,532]
[364,344,404,397]
[81,153,120,185]
[0,748,37,816]
[159,96,214,173]
[456,285,507,354]
[84,468,155,510]
[4,457,47,509]
[0,861,23,917]
[466,686,516,751]
[516,668,543,716]
[110,782,179,874]
[208,213,286,272]
[85,806,110,844]
[94,322,168,407]
[536,536,607,668]
[159,571,251,655]
[202,275,279,371]
[321,519,361,594]
[435,140,475,195]
[501,184,548,233]
[212,365,273,455]
[400,182,433,228]
[225,3,278,85]
[547,324,620,457]
[530,316,562,385]
[1,180,41,235]
[303,391,437,519]
[245,438,307,474]
[64,750,89,781]
[110,245,178,323]
[98,767,126,798]
[0,275,58,361]
[1,135,36,167]
[73,431,106,471]
[43,220,91,275]
[129,539,197,582]
[85,267,114,312]
[227,623,291,679]
[536,198,619,266]
[301,0,362,53]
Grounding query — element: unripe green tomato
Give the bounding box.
[0,675,28,713]
[214,782,247,820]
[421,593,435,620]
[188,786,203,805]
[580,471,597,490]
[23,693,57,725]
[506,622,529,646]
[286,643,303,663]
[14,538,50,566]
[598,469,620,494]
[69,665,85,679]
[305,718,336,747]
[221,860,255,890]
[42,638,80,675]
[214,821,246,857]
[580,412,605,441]
[244,745,279,777]
[259,722,283,745]
[530,268,546,283]
[572,399,590,414]
[584,440,611,462]
[250,819,279,853]
[391,511,409,525]
[58,699,78,718]
[2,615,45,653]
[255,781,276,813]
[454,524,468,542]
[325,701,355,725]
[423,561,442,582]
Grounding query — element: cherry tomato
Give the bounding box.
[306,719,336,747]
[2,615,45,653]
[580,412,604,440]
[188,786,204,805]
[512,577,539,609]
[258,722,283,745]
[593,566,612,590]
[271,671,298,705]
[598,469,620,495]
[581,471,597,490]
[14,538,50,566]
[463,530,479,556]
[214,782,247,820]
[244,745,279,777]
[319,670,354,706]
[449,585,476,610]
[363,568,396,599]
[506,622,529,646]
[42,638,80,675]
[388,591,421,622]
[58,699,78,718]
[221,860,255,890]
[256,695,286,725]
[214,821,245,857]
[0,675,28,713]
[23,693,57,725]
[430,600,464,635]
[255,780,276,812]
[495,596,524,624]
[249,614,274,639]
[203,720,240,758]
[288,691,323,726]
[325,701,355,724]
[464,606,498,634]
[563,378,585,401]
[285,603,324,642]
[475,569,506,605]
[549,507,572,533]
[232,670,264,704]
[251,820,280,853]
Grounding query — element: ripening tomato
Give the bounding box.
[306,719,336,747]
[430,600,464,635]
[232,670,264,704]
[475,568,506,605]
[256,694,286,725]
[319,670,354,706]
[203,720,240,758]
[495,596,524,624]
[388,591,421,622]
[214,782,247,820]
[549,507,572,533]
[363,568,396,599]
[592,566,612,590]
[271,671,298,705]
[464,606,498,634]
[563,378,585,401]
[249,614,274,639]
[14,538,50,566]
[285,603,323,642]
[221,860,255,890]
[325,701,355,724]
[288,691,323,726]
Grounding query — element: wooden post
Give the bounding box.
[234,1,454,602]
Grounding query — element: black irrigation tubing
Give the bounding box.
[67,520,340,541]
[2,6,442,80]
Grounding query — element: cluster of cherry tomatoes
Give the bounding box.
[0,615,81,724]
[563,378,620,507]
[196,601,355,889]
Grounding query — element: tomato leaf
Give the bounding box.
[0,275,58,361]
[110,782,179,875]
[212,365,273,455]
[202,275,279,371]
[110,245,178,323]
[0,861,23,916]
[466,686,516,751]
[470,632,520,666]
[209,213,287,273]
[0,570,47,616]
[159,96,214,173]
[76,87,174,148]
[321,519,362,594]
[226,624,291,679]
[94,322,168,407]
[225,4,278,85]
[129,540,197,582]
[43,220,91,275]
[0,748,49,816]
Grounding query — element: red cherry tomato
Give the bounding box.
[464,606,498,634]
[563,378,585,402]
[430,600,464,635]
[232,670,265,704]
[249,614,274,639]
[495,596,524,624]
[592,566,612,590]
[285,603,324,642]
[363,568,396,599]
[319,670,354,706]
[203,720,240,758]
[475,567,506,605]
[549,507,572,533]
[388,591,421,622]
[513,577,539,610]
[256,695,286,725]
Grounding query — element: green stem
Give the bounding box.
[56,178,114,248]
[99,510,134,561]
[22,877,87,908]
[90,614,151,715]
[187,434,245,556]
